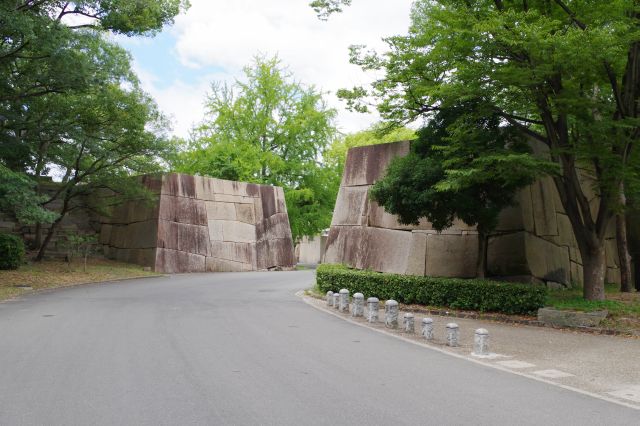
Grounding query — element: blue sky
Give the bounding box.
[114,0,415,138]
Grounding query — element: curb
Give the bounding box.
[304,291,639,338]
[298,291,640,411]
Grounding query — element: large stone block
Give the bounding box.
[405,232,427,276]
[331,186,369,226]
[495,205,523,232]
[157,220,209,256]
[207,220,224,242]
[205,201,237,221]
[206,257,251,272]
[221,220,256,243]
[210,241,255,265]
[341,141,411,186]
[524,233,570,285]
[424,232,477,278]
[360,227,415,274]
[531,177,558,236]
[155,248,206,273]
[161,174,196,198]
[159,195,207,225]
[259,185,277,218]
[323,226,367,268]
[487,232,530,276]
[256,213,293,241]
[235,203,255,224]
[256,238,296,269]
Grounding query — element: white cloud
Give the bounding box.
[136,0,414,137]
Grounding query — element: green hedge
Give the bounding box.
[0,233,24,270]
[316,264,547,315]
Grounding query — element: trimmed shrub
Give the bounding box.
[0,233,25,270]
[316,264,547,315]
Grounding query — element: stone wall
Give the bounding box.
[323,141,620,287]
[0,180,99,257]
[100,173,296,273]
[295,233,328,264]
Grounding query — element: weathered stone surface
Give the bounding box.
[341,141,411,187]
[155,248,206,273]
[256,213,292,242]
[159,195,207,225]
[205,257,251,272]
[205,201,236,221]
[524,234,571,285]
[331,186,369,226]
[424,232,477,278]
[210,241,255,265]
[361,227,415,274]
[260,185,277,218]
[222,220,256,243]
[235,203,255,224]
[256,238,296,269]
[157,220,210,256]
[405,232,427,276]
[531,177,559,236]
[161,174,196,198]
[487,232,530,277]
[495,205,523,232]
[101,173,295,273]
[537,307,608,328]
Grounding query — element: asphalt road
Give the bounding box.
[0,271,637,425]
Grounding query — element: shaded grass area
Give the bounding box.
[546,284,640,331]
[0,258,160,301]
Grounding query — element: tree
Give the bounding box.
[333,0,640,300]
[0,1,185,256]
[0,164,57,225]
[371,103,557,278]
[174,56,338,241]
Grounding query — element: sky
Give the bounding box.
[114,0,415,139]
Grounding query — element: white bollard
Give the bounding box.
[333,293,340,309]
[367,297,379,323]
[384,300,399,329]
[403,313,415,333]
[446,323,459,347]
[352,293,364,317]
[473,328,489,356]
[339,289,349,313]
[326,291,334,306]
[421,318,434,341]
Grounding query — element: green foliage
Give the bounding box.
[0,165,58,224]
[339,0,640,299]
[371,103,557,231]
[0,1,181,257]
[316,264,547,315]
[309,0,351,20]
[173,56,338,240]
[0,233,25,270]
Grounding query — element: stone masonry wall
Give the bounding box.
[100,173,296,273]
[323,141,620,287]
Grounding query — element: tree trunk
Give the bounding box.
[475,230,488,279]
[582,245,607,300]
[35,218,59,261]
[617,213,633,292]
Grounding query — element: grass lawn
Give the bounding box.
[0,257,160,302]
[546,284,640,332]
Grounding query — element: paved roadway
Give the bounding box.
[0,271,637,425]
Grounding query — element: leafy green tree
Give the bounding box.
[0,165,57,224]
[331,0,640,300]
[371,103,557,278]
[174,56,338,241]
[0,1,184,256]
